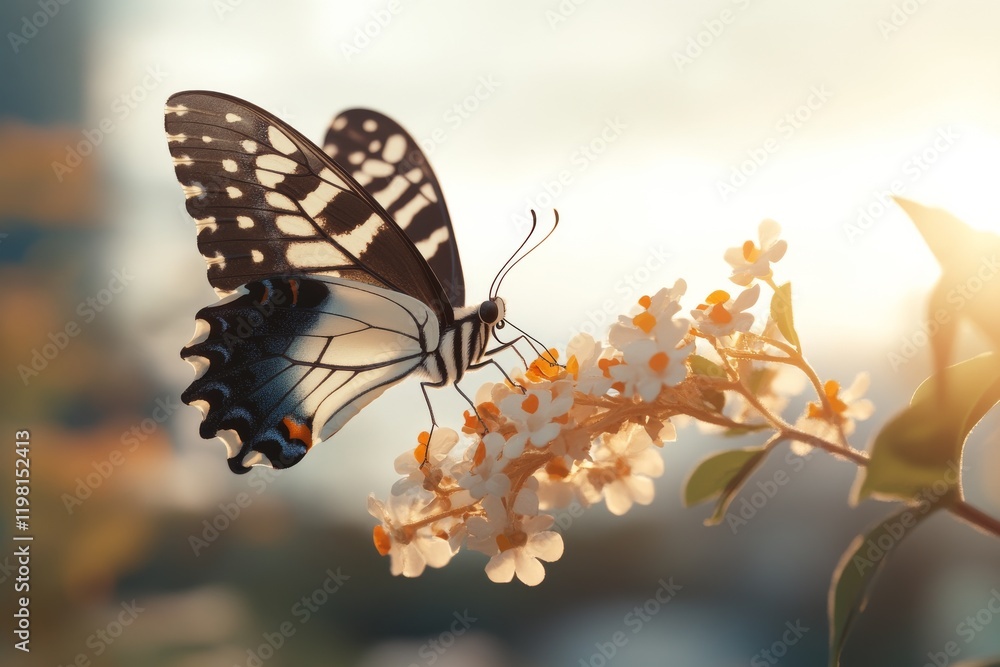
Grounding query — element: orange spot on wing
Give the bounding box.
[289,279,299,305]
[282,416,312,448]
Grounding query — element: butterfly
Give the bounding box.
[165,90,542,474]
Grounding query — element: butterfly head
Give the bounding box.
[478,297,506,328]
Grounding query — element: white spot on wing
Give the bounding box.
[226,186,243,198]
[225,113,242,123]
[189,318,212,345]
[165,103,188,116]
[369,140,382,153]
[404,168,423,183]
[173,154,194,166]
[182,184,205,199]
[266,191,297,211]
[324,143,338,157]
[275,215,317,236]
[255,153,298,174]
[251,249,264,263]
[299,181,340,218]
[348,151,365,165]
[222,159,238,172]
[237,216,254,229]
[256,169,285,188]
[286,241,351,268]
[166,132,187,143]
[336,213,384,255]
[354,172,373,187]
[332,116,347,131]
[414,226,450,260]
[205,251,227,269]
[393,193,431,229]
[419,183,438,203]
[363,119,377,132]
[242,140,258,153]
[382,134,406,163]
[362,159,394,178]
[372,175,410,210]
[194,216,217,233]
[268,125,297,155]
[202,135,213,143]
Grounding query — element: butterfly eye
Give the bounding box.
[478,299,500,325]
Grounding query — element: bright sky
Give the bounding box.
[89,0,1000,516]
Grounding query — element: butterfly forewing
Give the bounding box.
[165,90,453,324]
[324,109,466,308]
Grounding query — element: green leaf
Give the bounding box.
[853,353,1000,504]
[770,282,800,350]
[689,354,726,378]
[828,502,942,667]
[683,446,770,525]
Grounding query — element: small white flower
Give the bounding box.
[725,219,787,286]
[589,424,664,516]
[792,373,875,454]
[609,323,694,403]
[369,493,454,577]
[690,284,760,338]
[498,383,574,458]
[458,432,511,499]
[609,281,687,351]
[484,515,564,586]
[391,428,459,496]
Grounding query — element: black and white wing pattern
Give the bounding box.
[165,91,460,473]
[323,109,466,308]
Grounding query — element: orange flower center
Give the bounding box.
[521,393,540,414]
[648,351,669,373]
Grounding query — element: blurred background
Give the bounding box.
[2,0,999,665]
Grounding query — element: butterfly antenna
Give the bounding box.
[500,320,561,367]
[490,211,538,299]
[492,209,559,299]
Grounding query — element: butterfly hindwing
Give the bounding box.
[324,109,465,307]
[181,275,441,472]
[165,90,454,325]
